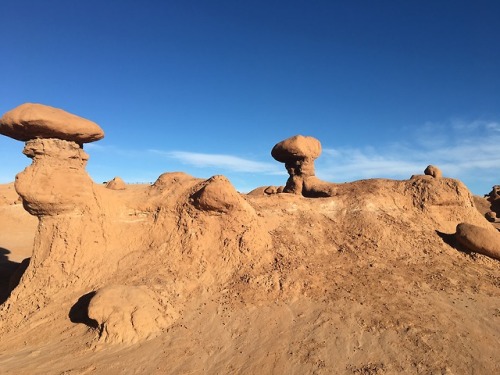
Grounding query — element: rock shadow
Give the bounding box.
[69,291,99,329]
[0,247,22,305]
[435,231,471,255]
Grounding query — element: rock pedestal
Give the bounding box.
[271,135,322,195]
[16,138,95,216]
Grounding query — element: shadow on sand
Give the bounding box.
[435,230,474,256]
[0,247,31,305]
[69,291,99,328]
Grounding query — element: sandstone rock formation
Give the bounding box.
[271,135,322,195]
[15,138,95,216]
[485,211,497,222]
[0,105,109,310]
[190,175,249,214]
[0,103,104,143]
[1,117,499,373]
[271,135,340,197]
[454,222,500,260]
[487,185,500,215]
[105,176,127,190]
[88,285,175,345]
[424,165,442,178]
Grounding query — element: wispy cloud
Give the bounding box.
[80,119,500,194]
[150,150,284,175]
[317,120,500,185]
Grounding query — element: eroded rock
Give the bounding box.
[88,285,174,345]
[271,135,337,197]
[15,139,95,216]
[424,165,442,178]
[106,177,127,190]
[454,223,500,260]
[0,103,104,143]
[191,175,247,214]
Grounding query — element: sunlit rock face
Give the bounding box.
[0,103,105,216]
[15,138,95,216]
[0,102,104,143]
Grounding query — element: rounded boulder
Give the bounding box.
[271,135,322,163]
[0,103,104,143]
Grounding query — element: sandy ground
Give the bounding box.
[0,179,499,375]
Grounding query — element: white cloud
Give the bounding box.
[317,120,500,185]
[76,119,500,195]
[150,150,284,175]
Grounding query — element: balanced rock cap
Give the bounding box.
[0,103,104,143]
[271,135,322,163]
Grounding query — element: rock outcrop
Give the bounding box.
[424,165,442,178]
[271,135,339,197]
[105,176,127,190]
[0,104,109,317]
[487,185,500,215]
[190,175,249,214]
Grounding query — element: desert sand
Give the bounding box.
[0,104,499,374]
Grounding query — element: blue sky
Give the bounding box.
[1,1,499,194]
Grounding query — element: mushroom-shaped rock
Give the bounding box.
[488,185,500,201]
[424,165,442,178]
[487,185,500,215]
[454,223,500,261]
[271,135,323,195]
[105,177,127,190]
[271,135,322,163]
[87,285,174,345]
[0,103,104,143]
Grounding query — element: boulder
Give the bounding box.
[191,175,246,214]
[106,177,127,190]
[271,135,321,163]
[454,223,500,261]
[87,285,173,344]
[424,165,442,178]
[0,103,104,143]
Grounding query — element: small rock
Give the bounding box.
[485,211,497,222]
[105,177,127,190]
[424,165,442,178]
